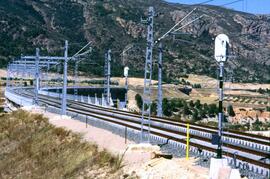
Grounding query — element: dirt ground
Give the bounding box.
[187,74,270,90]
[0,69,6,78]
[24,106,210,178]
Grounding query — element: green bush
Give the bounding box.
[163,98,172,116]
[208,104,218,116]
[192,109,200,121]
[192,84,202,88]
[135,94,143,109]
[194,100,202,109]
[183,103,191,115]
[227,105,235,117]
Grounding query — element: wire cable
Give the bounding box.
[220,0,244,7]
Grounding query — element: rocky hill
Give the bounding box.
[0,0,269,83]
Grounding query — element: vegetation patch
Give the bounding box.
[0,110,121,178]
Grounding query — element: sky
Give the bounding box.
[165,0,270,14]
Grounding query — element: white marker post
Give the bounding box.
[214,34,229,158]
[209,34,230,179]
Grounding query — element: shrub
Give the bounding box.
[192,84,202,88]
[194,100,202,109]
[163,98,172,116]
[0,110,121,178]
[208,104,218,116]
[227,105,235,117]
[192,109,200,121]
[183,104,191,115]
[135,94,143,109]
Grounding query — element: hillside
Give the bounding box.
[0,110,121,178]
[0,0,269,83]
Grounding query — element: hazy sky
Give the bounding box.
[165,0,270,14]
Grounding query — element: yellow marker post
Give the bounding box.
[186,123,190,160]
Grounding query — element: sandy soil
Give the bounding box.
[0,69,7,78]
[187,74,270,90]
[116,77,158,87]
[224,90,263,96]
[23,106,210,178]
[229,108,270,123]
[132,157,209,179]
[187,74,217,88]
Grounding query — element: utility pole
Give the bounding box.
[104,49,111,106]
[214,34,230,159]
[74,59,79,101]
[140,6,154,143]
[61,40,68,115]
[157,42,163,117]
[57,63,61,96]
[34,48,40,105]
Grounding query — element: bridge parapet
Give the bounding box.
[5,90,33,107]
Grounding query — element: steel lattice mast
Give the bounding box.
[104,49,111,106]
[74,59,79,101]
[57,63,61,96]
[140,6,154,142]
[34,48,40,105]
[157,42,163,117]
[61,40,68,115]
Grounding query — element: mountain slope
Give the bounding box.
[0,0,269,83]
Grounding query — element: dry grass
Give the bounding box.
[0,110,122,179]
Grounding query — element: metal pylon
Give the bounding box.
[61,40,68,115]
[104,49,111,106]
[34,48,40,105]
[157,42,163,117]
[57,63,61,96]
[74,59,79,101]
[46,61,50,91]
[141,7,154,143]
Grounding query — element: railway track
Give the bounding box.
[27,89,270,144]
[12,89,269,174]
[70,99,270,145]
